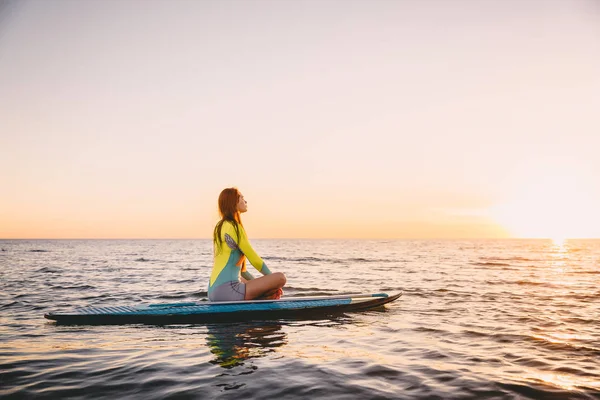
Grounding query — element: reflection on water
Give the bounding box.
[206,322,287,369]
[550,238,569,273]
[205,316,358,369]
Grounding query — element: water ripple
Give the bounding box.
[0,239,598,399]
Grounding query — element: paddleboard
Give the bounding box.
[44,292,402,325]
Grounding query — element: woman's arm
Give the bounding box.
[241,270,255,281]
[237,227,272,275]
[222,221,272,275]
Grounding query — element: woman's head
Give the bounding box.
[214,187,246,251]
[218,187,247,222]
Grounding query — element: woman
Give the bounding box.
[208,188,286,302]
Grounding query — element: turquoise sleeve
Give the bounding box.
[241,270,255,280]
[260,264,272,275]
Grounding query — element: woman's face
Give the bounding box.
[237,193,248,213]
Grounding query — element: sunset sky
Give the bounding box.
[1,0,599,239]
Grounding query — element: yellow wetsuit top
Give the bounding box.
[208,221,271,295]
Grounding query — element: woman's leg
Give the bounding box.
[244,272,286,300]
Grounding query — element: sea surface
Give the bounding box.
[1,239,599,399]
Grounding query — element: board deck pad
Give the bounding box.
[44,292,402,325]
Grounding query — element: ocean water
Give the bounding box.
[1,239,599,399]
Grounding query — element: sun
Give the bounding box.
[489,171,599,239]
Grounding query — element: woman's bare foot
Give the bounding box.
[257,288,283,300]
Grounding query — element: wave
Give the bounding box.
[156,293,189,300]
[560,292,600,301]
[470,262,512,267]
[263,256,393,264]
[489,332,600,358]
[413,326,449,334]
[496,381,587,399]
[294,291,343,297]
[480,256,538,262]
[482,279,554,288]
[529,336,600,357]
[346,257,394,263]
[461,329,489,338]
[28,249,50,253]
[515,280,549,287]
[50,284,96,290]
[282,286,340,296]
[563,317,598,325]
[0,301,20,310]
[36,267,61,273]
[166,279,196,284]
[284,286,337,292]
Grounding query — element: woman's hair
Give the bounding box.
[213,187,243,253]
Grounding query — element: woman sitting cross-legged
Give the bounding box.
[208,187,286,302]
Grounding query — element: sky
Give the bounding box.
[1,0,599,239]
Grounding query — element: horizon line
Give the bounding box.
[1,237,599,241]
